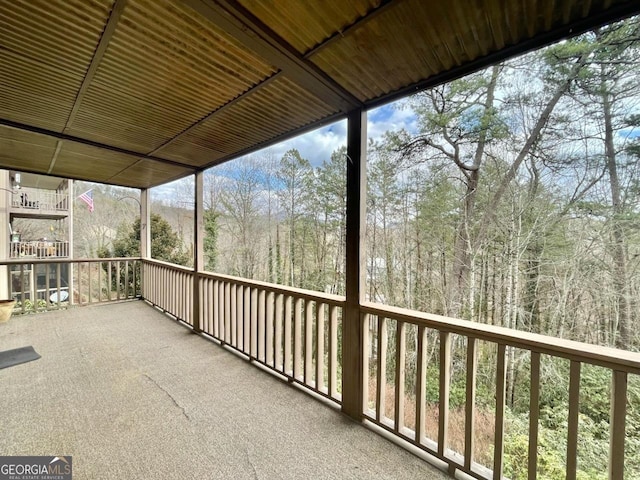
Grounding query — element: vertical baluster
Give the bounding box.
[304,300,314,386]
[176,272,181,318]
[108,261,112,301]
[465,337,478,469]
[184,273,188,322]
[376,316,388,422]
[165,267,169,310]
[266,292,274,366]
[175,268,180,319]
[117,261,122,300]
[220,281,226,339]
[224,282,231,343]
[175,269,180,319]
[183,273,188,321]
[98,261,103,302]
[609,370,627,480]
[166,269,170,313]
[230,283,237,346]
[237,285,244,350]
[151,264,155,303]
[415,325,427,443]
[45,264,50,311]
[438,331,451,457]
[205,278,216,336]
[329,304,338,399]
[243,285,250,355]
[176,271,180,317]
[284,296,292,376]
[80,263,86,305]
[250,288,258,359]
[275,293,283,371]
[567,361,581,480]
[162,265,168,308]
[124,260,129,299]
[213,280,219,338]
[189,273,193,324]
[362,312,370,411]
[257,290,265,362]
[293,298,302,380]
[130,260,134,299]
[186,273,191,322]
[528,352,541,480]
[201,278,207,333]
[494,344,507,480]
[20,264,25,313]
[316,303,325,392]
[394,320,406,433]
[88,262,93,304]
[56,264,61,309]
[162,267,166,309]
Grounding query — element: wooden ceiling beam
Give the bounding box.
[63,0,128,133]
[183,0,362,113]
[303,0,404,59]
[149,72,284,156]
[0,118,197,173]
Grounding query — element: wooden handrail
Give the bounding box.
[361,301,640,375]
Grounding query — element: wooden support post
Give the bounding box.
[192,171,204,333]
[342,108,367,420]
[140,188,150,259]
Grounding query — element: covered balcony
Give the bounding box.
[1,1,640,480]
[2,256,639,479]
[1,299,449,480]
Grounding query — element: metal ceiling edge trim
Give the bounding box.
[196,110,347,172]
[303,0,404,59]
[363,1,640,111]
[183,0,362,112]
[149,71,285,156]
[0,162,134,190]
[63,0,129,133]
[0,118,198,172]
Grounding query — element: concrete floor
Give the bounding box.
[0,300,450,480]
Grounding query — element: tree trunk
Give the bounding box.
[602,82,631,350]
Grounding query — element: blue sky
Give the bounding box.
[619,127,640,139]
[265,100,419,168]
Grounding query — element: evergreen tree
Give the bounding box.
[112,213,190,267]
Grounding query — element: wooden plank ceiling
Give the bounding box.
[0,0,638,189]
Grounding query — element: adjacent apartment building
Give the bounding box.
[0,170,73,304]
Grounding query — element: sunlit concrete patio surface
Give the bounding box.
[0,300,449,480]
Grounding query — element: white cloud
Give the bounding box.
[247,99,418,168]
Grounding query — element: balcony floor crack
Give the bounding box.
[142,373,191,421]
[244,446,259,480]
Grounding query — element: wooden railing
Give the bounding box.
[1,258,141,314]
[141,259,344,402]
[73,258,141,305]
[360,302,639,480]
[198,271,344,402]
[139,259,639,480]
[10,188,69,212]
[142,259,194,326]
[9,240,70,259]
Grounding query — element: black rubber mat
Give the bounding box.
[0,346,41,370]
